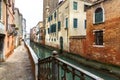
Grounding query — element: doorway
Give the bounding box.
[0,35,5,61]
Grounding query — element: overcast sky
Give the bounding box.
[15,0,43,33]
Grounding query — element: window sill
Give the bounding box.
[93,45,105,48]
[93,21,104,25]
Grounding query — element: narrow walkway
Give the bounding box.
[0,42,34,80]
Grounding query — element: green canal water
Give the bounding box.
[29,41,120,80]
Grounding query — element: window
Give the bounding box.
[65,18,68,28]
[51,15,53,21]
[54,12,56,18]
[58,21,61,31]
[73,18,78,28]
[84,20,87,29]
[95,8,103,24]
[73,2,77,10]
[50,24,56,33]
[54,24,56,32]
[48,16,50,22]
[94,31,103,45]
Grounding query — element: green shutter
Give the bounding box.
[58,21,61,31]
[50,25,52,33]
[73,2,77,10]
[54,12,56,18]
[54,24,56,32]
[73,19,78,28]
[66,18,68,28]
[51,15,53,20]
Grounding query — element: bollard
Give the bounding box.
[52,50,58,80]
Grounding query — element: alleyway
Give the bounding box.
[0,42,34,80]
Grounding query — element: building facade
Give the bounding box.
[45,0,91,52]
[43,0,59,38]
[86,0,120,66]
[37,22,44,45]
[22,18,26,40]
[14,8,25,46]
[0,0,17,61]
[30,27,37,42]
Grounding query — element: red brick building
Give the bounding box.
[69,36,87,56]
[86,0,120,66]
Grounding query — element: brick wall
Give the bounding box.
[86,0,120,66]
[69,36,87,56]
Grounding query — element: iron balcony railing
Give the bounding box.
[38,51,104,80]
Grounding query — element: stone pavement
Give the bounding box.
[0,42,34,80]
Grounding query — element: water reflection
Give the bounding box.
[30,41,52,59]
[28,40,119,80]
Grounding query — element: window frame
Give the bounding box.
[94,30,104,46]
[58,21,61,31]
[65,18,68,29]
[73,1,78,10]
[73,18,78,28]
[93,7,105,24]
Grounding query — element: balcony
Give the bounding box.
[0,22,5,35]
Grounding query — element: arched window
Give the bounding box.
[95,7,103,24]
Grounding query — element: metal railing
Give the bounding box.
[38,51,104,80]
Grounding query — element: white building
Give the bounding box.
[45,0,91,52]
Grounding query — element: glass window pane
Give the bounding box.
[95,31,103,45]
[73,2,77,10]
[95,8,103,23]
[73,18,78,28]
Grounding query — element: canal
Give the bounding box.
[29,41,120,80]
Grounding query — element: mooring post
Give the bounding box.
[52,50,58,80]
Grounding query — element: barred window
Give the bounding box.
[94,31,103,45]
